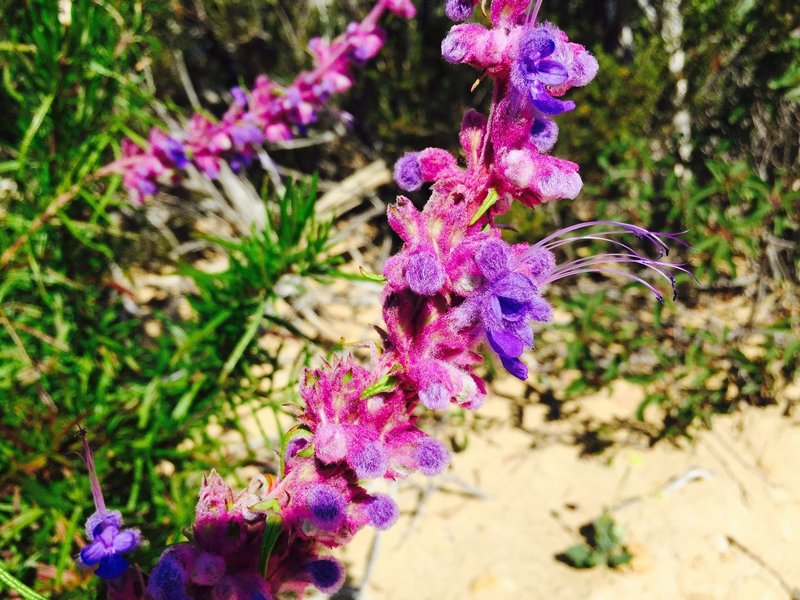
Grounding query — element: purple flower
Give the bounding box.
[230,86,248,108]
[228,123,264,148]
[386,0,416,18]
[150,130,189,169]
[530,117,559,152]
[419,382,450,410]
[77,434,141,580]
[148,549,191,600]
[347,437,389,479]
[472,239,553,380]
[514,27,575,115]
[346,23,384,64]
[414,437,450,476]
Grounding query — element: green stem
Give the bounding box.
[0,561,48,600]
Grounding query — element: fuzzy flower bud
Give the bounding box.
[445,0,476,21]
[393,152,423,191]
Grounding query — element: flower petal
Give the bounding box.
[80,541,109,566]
[536,60,569,85]
[95,554,129,580]
[497,296,529,321]
[531,92,576,115]
[500,355,529,380]
[113,528,141,554]
[487,329,525,358]
[492,273,536,302]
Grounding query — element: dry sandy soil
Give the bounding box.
[338,387,800,600]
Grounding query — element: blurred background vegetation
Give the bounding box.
[1,0,797,596]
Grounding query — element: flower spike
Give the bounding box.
[97,2,691,596]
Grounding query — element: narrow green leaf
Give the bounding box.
[55,506,81,588]
[470,188,499,225]
[0,560,48,600]
[360,374,398,400]
[137,378,160,429]
[171,375,207,421]
[258,510,283,577]
[218,297,268,386]
[17,93,55,175]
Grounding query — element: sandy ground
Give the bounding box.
[339,389,800,600]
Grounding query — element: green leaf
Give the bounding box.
[470,188,499,226]
[360,374,398,399]
[327,268,387,283]
[258,509,283,577]
[218,297,268,386]
[171,375,207,421]
[0,559,48,600]
[137,378,160,429]
[250,498,281,513]
[357,267,388,283]
[562,544,593,568]
[17,93,55,176]
[608,548,634,568]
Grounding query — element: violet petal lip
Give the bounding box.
[501,354,529,380]
[80,541,107,566]
[94,554,129,580]
[487,329,525,358]
[531,92,576,115]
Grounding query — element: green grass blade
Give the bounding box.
[16,93,55,177]
[0,560,48,600]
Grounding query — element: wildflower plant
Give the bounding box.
[68,0,689,597]
[111,0,417,204]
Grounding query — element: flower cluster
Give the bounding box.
[396,0,598,208]
[112,0,416,204]
[85,1,689,597]
[146,471,351,599]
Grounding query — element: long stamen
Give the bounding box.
[550,267,667,303]
[530,0,545,25]
[546,254,689,299]
[81,430,107,515]
[545,233,652,257]
[530,221,681,258]
[529,222,692,302]
[542,233,696,282]
[548,252,692,276]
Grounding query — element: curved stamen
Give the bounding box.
[546,254,690,299]
[530,221,681,258]
[545,233,655,257]
[548,267,666,303]
[542,235,696,282]
[527,222,692,302]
